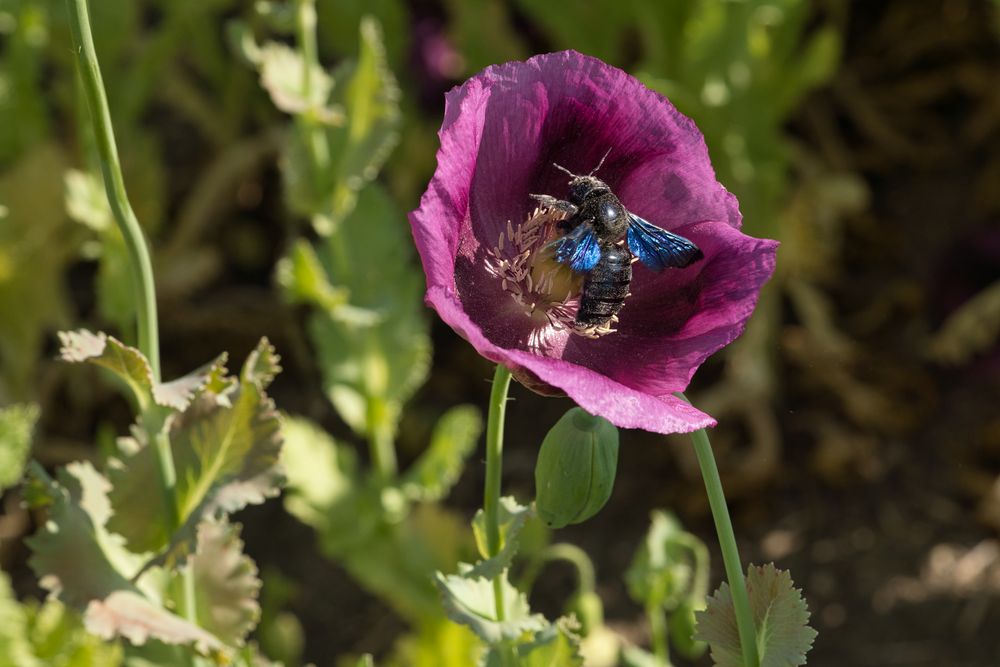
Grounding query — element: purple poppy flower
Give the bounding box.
[408,51,778,434]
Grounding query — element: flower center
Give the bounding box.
[486,207,619,339]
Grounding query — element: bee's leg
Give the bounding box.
[529,194,579,217]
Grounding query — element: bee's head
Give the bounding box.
[553,148,613,205]
[566,176,609,204]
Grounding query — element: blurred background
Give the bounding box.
[1,0,999,665]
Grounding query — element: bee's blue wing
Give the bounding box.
[551,223,601,272]
[626,213,703,271]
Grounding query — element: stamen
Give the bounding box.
[485,205,619,340]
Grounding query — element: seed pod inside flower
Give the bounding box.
[535,408,619,529]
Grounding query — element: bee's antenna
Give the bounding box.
[552,162,576,178]
[588,148,612,176]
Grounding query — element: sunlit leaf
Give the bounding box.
[26,461,144,608]
[517,616,584,667]
[168,518,261,647]
[435,568,546,645]
[107,342,283,554]
[280,415,358,526]
[255,42,341,122]
[65,169,112,232]
[0,571,40,667]
[472,496,531,562]
[401,405,481,502]
[275,238,349,311]
[308,183,429,438]
[386,617,480,667]
[84,591,223,655]
[0,401,38,491]
[153,353,228,412]
[320,16,401,226]
[695,563,816,667]
[58,330,154,410]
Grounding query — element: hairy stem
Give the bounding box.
[484,364,512,621]
[682,395,759,667]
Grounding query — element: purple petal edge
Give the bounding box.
[426,285,716,434]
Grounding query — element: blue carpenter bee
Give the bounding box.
[530,151,703,330]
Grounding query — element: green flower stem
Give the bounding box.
[682,395,759,667]
[520,542,596,595]
[366,397,398,481]
[66,0,160,380]
[294,0,331,191]
[484,364,513,621]
[648,601,671,666]
[66,0,195,650]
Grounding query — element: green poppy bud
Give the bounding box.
[534,408,619,529]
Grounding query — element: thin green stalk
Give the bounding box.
[682,395,759,667]
[294,0,330,189]
[520,542,596,596]
[484,364,513,621]
[66,0,160,380]
[66,0,195,652]
[648,602,671,665]
[366,397,397,481]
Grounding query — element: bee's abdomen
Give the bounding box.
[577,246,632,328]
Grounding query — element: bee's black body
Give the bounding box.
[561,178,632,327]
[531,155,704,331]
[577,245,632,327]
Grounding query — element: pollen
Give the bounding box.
[486,207,617,339]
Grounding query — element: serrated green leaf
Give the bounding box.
[26,462,144,608]
[275,238,349,311]
[435,569,546,645]
[168,518,261,647]
[107,343,283,554]
[517,616,584,666]
[241,338,282,390]
[401,405,481,502]
[24,462,224,655]
[468,497,531,580]
[58,330,154,410]
[471,496,531,562]
[280,416,358,527]
[320,16,400,226]
[152,353,228,412]
[84,590,224,656]
[695,563,816,667]
[255,42,341,122]
[0,401,39,491]
[308,183,429,438]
